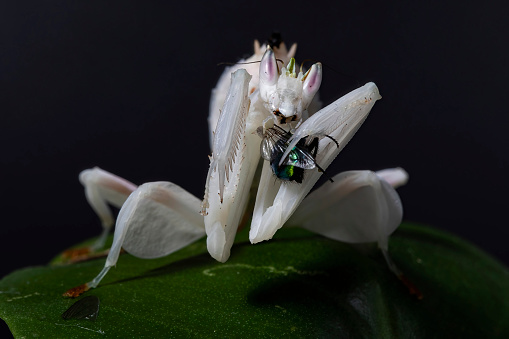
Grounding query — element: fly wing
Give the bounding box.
[259,126,290,161]
[283,146,316,169]
[261,126,317,169]
[260,134,277,161]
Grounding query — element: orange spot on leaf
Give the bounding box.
[63,283,90,298]
[399,274,423,300]
[62,247,92,260]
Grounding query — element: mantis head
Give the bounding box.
[259,46,322,125]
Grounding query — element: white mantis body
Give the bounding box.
[67,38,411,297]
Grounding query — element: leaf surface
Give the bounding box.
[1,223,508,338]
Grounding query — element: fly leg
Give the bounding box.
[306,137,333,182]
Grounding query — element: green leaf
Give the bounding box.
[1,223,508,338]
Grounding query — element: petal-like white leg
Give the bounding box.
[251,83,382,243]
[205,70,252,204]
[375,167,409,189]
[79,167,138,250]
[249,162,284,241]
[203,69,267,262]
[289,170,402,243]
[87,181,205,290]
[288,170,404,275]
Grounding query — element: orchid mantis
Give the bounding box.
[66,38,411,297]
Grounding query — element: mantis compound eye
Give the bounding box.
[259,46,279,92]
[301,62,322,109]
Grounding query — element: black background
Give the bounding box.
[1,0,508,288]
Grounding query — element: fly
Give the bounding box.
[258,125,337,183]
